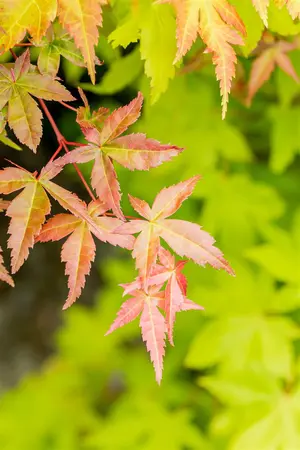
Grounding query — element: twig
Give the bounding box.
[59,101,77,112]
[61,140,96,201]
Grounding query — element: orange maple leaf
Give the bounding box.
[162,0,246,118]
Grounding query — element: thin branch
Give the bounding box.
[59,101,77,112]
[49,143,63,163]
[65,141,86,147]
[61,141,96,201]
[9,49,17,60]
[8,47,135,220]
[14,43,33,47]
[39,99,64,142]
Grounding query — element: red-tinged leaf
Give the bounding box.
[175,261,188,295]
[54,146,126,220]
[151,175,200,221]
[0,167,34,194]
[165,273,185,345]
[180,298,204,311]
[91,153,124,220]
[0,247,14,287]
[0,198,10,212]
[37,214,81,242]
[55,146,99,165]
[17,73,75,102]
[120,265,171,297]
[247,41,299,105]
[128,194,152,220]
[93,216,134,249]
[275,51,299,82]
[158,219,234,275]
[115,220,146,235]
[57,0,106,84]
[76,99,109,138]
[158,246,175,269]
[6,181,51,273]
[102,133,183,170]
[100,92,143,144]
[132,223,160,287]
[165,0,246,118]
[105,294,144,335]
[61,222,96,309]
[13,49,31,79]
[140,298,167,384]
[39,160,65,182]
[87,199,108,218]
[8,90,42,151]
[39,179,102,239]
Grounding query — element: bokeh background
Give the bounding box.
[0,5,300,450]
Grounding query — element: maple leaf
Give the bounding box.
[116,176,234,289]
[37,200,134,309]
[57,0,107,84]
[37,23,89,78]
[0,247,14,287]
[0,167,51,273]
[0,51,74,151]
[76,88,109,134]
[106,286,167,384]
[163,0,246,118]
[57,93,182,219]
[0,0,57,51]
[252,0,300,25]
[120,246,203,345]
[0,162,132,275]
[247,39,299,104]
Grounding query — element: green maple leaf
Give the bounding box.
[0,50,74,151]
[201,370,300,450]
[185,263,300,378]
[194,172,285,253]
[246,209,300,287]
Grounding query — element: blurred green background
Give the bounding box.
[0,5,300,449]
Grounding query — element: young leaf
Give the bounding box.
[116,177,234,288]
[37,202,134,308]
[247,39,299,104]
[38,45,61,78]
[57,93,182,219]
[0,51,74,151]
[140,296,167,384]
[6,181,51,273]
[61,222,96,309]
[57,0,106,84]
[105,295,145,335]
[0,167,52,273]
[8,90,43,151]
[164,0,246,118]
[106,287,167,383]
[0,247,14,287]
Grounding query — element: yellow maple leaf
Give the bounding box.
[0,0,57,50]
[57,0,106,84]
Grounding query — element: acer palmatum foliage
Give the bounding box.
[0,43,235,384]
[247,35,299,104]
[163,0,246,118]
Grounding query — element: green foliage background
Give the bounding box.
[0,1,300,449]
